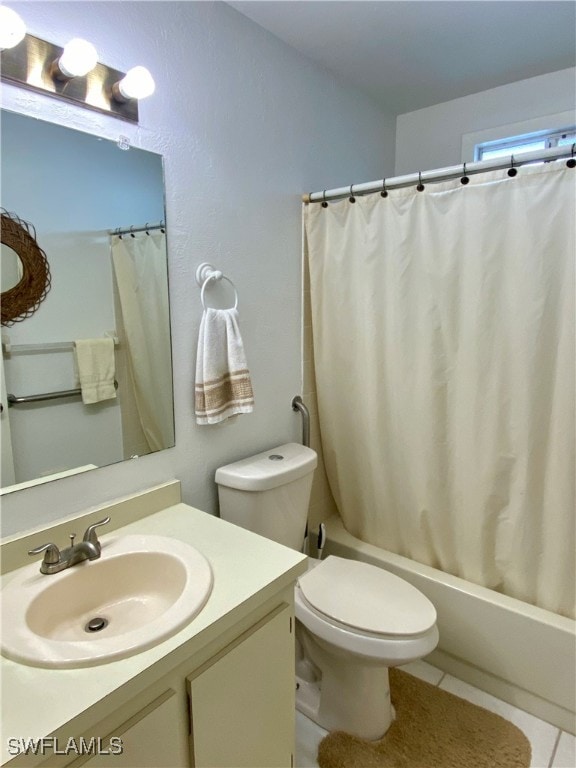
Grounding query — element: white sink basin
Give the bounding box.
[1,534,213,668]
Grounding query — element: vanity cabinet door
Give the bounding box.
[187,603,295,768]
[69,689,188,768]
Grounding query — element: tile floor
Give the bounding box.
[295,660,576,768]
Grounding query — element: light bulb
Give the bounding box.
[115,66,155,101]
[0,6,26,50]
[57,38,98,78]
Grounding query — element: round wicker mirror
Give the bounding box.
[1,209,51,326]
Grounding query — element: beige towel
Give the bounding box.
[195,308,254,425]
[74,338,116,404]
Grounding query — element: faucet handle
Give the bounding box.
[82,516,111,548]
[28,542,61,565]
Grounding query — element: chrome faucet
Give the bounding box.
[28,517,111,574]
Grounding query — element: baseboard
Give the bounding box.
[429,648,575,734]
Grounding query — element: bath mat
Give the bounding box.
[317,668,531,768]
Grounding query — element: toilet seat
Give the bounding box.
[295,556,439,663]
[298,556,437,636]
[295,584,439,663]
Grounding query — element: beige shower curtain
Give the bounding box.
[305,161,575,619]
[111,232,174,452]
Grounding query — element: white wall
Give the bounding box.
[395,68,576,174]
[1,0,396,536]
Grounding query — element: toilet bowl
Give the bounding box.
[293,556,438,739]
[215,443,439,740]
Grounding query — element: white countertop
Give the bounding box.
[0,503,307,765]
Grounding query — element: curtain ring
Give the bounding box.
[145,222,150,235]
[160,221,165,233]
[461,162,470,185]
[416,172,425,192]
[380,179,388,198]
[321,190,328,208]
[349,184,356,203]
[567,143,576,169]
[129,225,136,238]
[507,155,518,177]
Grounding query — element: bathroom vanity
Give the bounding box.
[0,482,307,768]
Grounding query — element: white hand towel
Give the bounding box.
[74,338,117,404]
[195,308,254,425]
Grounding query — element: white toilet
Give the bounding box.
[216,443,439,741]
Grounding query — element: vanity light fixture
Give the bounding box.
[0,15,155,123]
[0,6,26,50]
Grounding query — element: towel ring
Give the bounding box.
[196,263,239,310]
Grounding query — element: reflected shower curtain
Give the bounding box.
[111,232,174,452]
[305,162,575,618]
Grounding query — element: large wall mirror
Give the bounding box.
[0,110,175,494]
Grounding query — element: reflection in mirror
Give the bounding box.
[0,110,175,494]
[1,243,23,293]
[1,208,52,325]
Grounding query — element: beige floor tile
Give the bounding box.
[551,731,576,768]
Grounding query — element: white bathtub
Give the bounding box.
[320,515,576,734]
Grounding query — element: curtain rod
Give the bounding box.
[303,144,575,203]
[109,221,165,236]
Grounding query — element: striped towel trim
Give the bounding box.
[195,369,254,424]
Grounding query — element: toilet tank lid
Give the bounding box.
[215,443,317,491]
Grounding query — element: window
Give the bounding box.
[475,128,576,162]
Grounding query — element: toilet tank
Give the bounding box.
[215,443,317,550]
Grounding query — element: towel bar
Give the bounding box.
[8,380,118,406]
[2,336,119,355]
